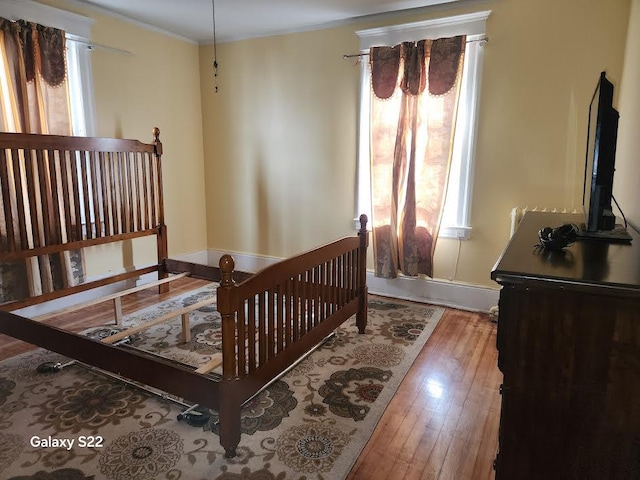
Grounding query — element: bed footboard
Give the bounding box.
[216,214,369,457]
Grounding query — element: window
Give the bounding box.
[356,11,490,240]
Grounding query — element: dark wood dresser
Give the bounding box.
[491,211,640,480]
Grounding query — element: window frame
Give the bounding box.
[355,11,490,240]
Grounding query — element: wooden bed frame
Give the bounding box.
[0,128,369,457]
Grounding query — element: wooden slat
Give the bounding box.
[321,262,327,321]
[11,149,29,249]
[79,150,92,239]
[248,295,256,372]
[195,354,223,374]
[58,150,74,242]
[47,149,63,244]
[101,294,216,344]
[334,257,340,313]
[284,279,292,348]
[117,151,127,233]
[237,300,246,376]
[23,149,40,248]
[113,297,123,324]
[276,284,283,354]
[181,312,191,342]
[292,276,300,341]
[306,269,313,333]
[268,288,275,359]
[149,153,158,227]
[258,292,266,366]
[36,149,53,245]
[69,150,83,241]
[33,272,190,321]
[98,152,110,236]
[89,151,102,238]
[110,152,120,234]
[314,266,320,326]
[155,148,165,226]
[141,153,150,230]
[126,152,135,233]
[0,149,16,251]
[134,152,142,232]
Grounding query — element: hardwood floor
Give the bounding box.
[0,279,501,479]
[347,307,501,480]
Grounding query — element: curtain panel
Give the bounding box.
[369,35,466,279]
[0,18,84,304]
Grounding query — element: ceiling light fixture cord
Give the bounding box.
[212,0,219,93]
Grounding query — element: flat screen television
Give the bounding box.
[578,71,631,242]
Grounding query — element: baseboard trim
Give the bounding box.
[207,249,281,273]
[367,273,499,313]
[206,249,499,313]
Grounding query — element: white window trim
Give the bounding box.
[355,11,490,240]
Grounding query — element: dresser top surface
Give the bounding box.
[491,211,640,291]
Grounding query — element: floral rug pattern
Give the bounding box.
[0,286,443,480]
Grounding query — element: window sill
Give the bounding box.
[439,225,472,240]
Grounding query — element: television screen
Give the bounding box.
[583,79,600,231]
[579,71,631,242]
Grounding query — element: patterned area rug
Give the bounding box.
[0,285,443,480]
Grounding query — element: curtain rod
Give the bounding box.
[67,38,133,56]
[342,35,488,59]
[3,17,132,56]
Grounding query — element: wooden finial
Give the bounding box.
[359,213,368,233]
[152,127,162,155]
[219,254,235,287]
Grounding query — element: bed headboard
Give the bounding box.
[0,128,167,311]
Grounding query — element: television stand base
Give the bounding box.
[577,224,632,243]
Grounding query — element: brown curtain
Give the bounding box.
[0,18,83,303]
[370,36,466,279]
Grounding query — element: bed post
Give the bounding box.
[217,254,241,458]
[153,127,169,293]
[357,214,369,334]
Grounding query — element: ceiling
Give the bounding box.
[73,0,462,44]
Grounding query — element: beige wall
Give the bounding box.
[35,0,208,277]
[31,0,634,288]
[200,0,631,287]
[616,0,640,231]
[199,28,359,259]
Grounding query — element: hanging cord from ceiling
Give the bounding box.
[212,0,219,93]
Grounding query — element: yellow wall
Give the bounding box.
[200,0,631,287]
[32,0,634,288]
[199,28,359,259]
[616,0,640,230]
[35,0,208,277]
